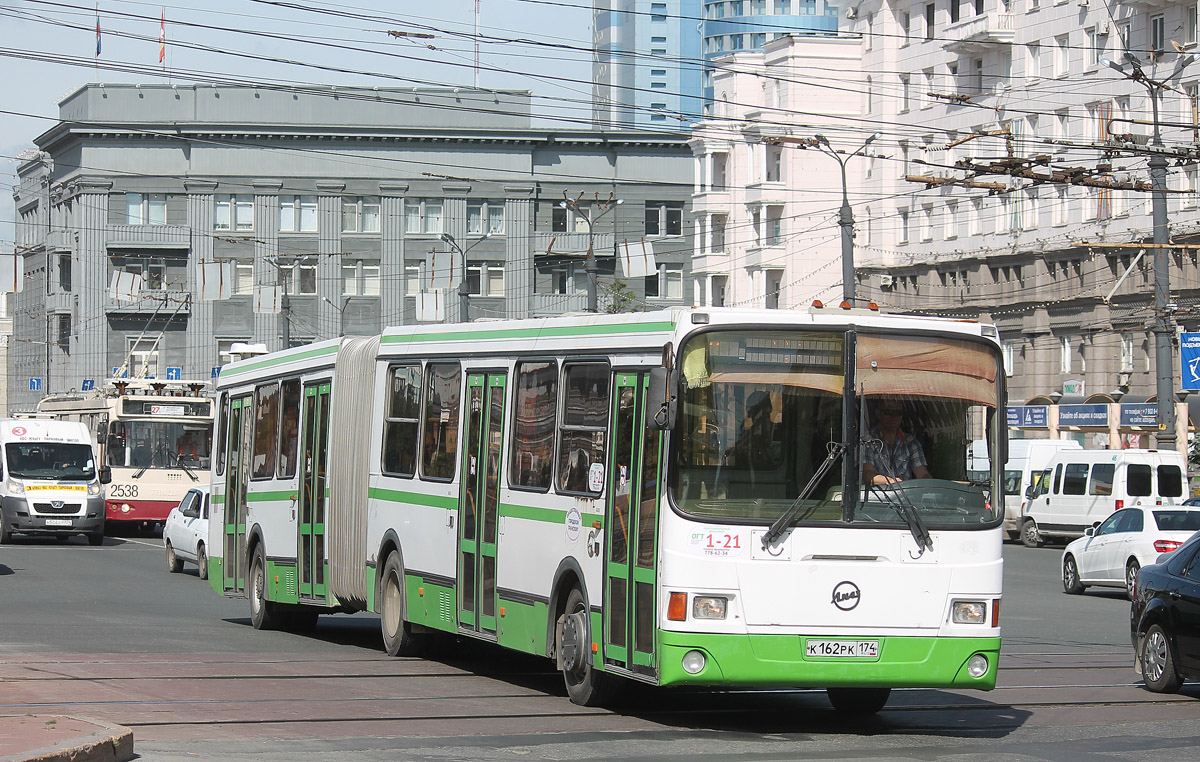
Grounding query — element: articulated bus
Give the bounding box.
[38,380,215,530]
[207,306,1004,712]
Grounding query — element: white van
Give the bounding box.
[1002,439,1084,541]
[1021,449,1188,547]
[0,419,111,545]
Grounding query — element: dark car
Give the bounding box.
[1184,497,1200,507]
[1130,530,1200,692]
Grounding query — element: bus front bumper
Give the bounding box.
[1,497,106,536]
[656,631,1000,690]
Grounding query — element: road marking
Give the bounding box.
[120,537,164,549]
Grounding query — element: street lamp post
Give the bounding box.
[440,232,490,323]
[560,194,623,313]
[1101,53,1194,451]
[812,132,880,306]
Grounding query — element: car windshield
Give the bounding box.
[106,421,212,469]
[1152,510,1200,532]
[5,442,97,480]
[671,329,1002,530]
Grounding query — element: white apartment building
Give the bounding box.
[848,0,1200,443]
[690,34,864,309]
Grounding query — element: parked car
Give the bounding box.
[163,486,210,579]
[1062,506,1200,599]
[1184,496,1200,507]
[1130,529,1200,692]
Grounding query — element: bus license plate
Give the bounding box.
[44,519,73,527]
[805,639,879,658]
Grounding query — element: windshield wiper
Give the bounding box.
[873,481,933,558]
[170,451,199,482]
[761,442,847,549]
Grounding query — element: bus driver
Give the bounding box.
[862,402,931,485]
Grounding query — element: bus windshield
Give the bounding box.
[107,421,212,469]
[671,329,1001,530]
[5,443,97,481]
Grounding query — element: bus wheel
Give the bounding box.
[1020,519,1043,548]
[249,546,281,630]
[0,515,12,544]
[166,541,183,573]
[558,587,611,707]
[380,551,425,656]
[197,544,209,580]
[827,687,890,715]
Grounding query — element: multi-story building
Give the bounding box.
[844,0,1200,445]
[690,34,863,308]
[10,84,694,413]
[592,0,844,128]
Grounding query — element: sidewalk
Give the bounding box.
[0,716,132,762]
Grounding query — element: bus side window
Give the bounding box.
[277,379,301,479]
[556,362,610,496]
[421,363,462,481]
[509,360,557,491]
[216,394,229,475]
[382,365,421,478]
[252,382,279,479]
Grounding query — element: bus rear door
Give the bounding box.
[298,381,331,601]
[222,395,253,595]
[603,371,662,678]
[458,372,506,637]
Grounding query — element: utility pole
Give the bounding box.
[559,193,623,313]
[1101,52,1194,451]
[440,232,490,323]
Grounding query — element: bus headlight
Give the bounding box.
[120,503,131,513]
[6,479,23,495]
[682,650,707,674]
[692,596,727,620]
[967,654,989,678]
[87,482,101,496]
[951,601,987,624]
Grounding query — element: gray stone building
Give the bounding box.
[11,84,694,412]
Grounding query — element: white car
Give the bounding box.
[1061,506,1200,598]
[163,486,210,579]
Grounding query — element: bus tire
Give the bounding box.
[0,514,12,544]
[197,544,209,580]
[250,546,281,631]
[1020,519,1043,548]
[380,551,425,657]
[166,541,183,573]
[826,687,891,715]
[558,587,611,707]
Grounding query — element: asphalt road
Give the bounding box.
[2,534,1198,762]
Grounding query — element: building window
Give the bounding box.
[279,195,318,233]
[126,193,166,225]
[405,264,422,295]
[404,199,443,235]
[57,314,71,353]
[651,1,668,20]
[58,254,72,292]
[342,260,381,296]
[902,11,911,45]
[766,206,783,244]
[467,200,505,235]
[775,0,790,13]
[1026,43,1040,82]
[115,255,168,291]
[730,34,744,50]
[234,262,255,295]
[342,197,381,233]
[1054,34,1069,77]
[1121,334,1135,372]
[765,269,784,308]
[898,210,910,243]
[900,75,911,112]
[552,205,591,233]
[463,262,505,297]
[1060,336,1072,373]
[215,194,253,232]
[645,264,684,299]
[1151,14,1165,54]
[1002,341,1016,377]
[766,146,783,181]
[282,262,316,295]
[944,201,959,239]
[645,202,683,236]
[925,3,935,40]
[128,338,160,379]
[1190,6,1198,45]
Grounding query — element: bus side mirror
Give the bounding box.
[646,367,677,431]
[99,465,112,484]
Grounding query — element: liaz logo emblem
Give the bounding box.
[831,581,861,611]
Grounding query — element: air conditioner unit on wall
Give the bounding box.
[879,274,894,288]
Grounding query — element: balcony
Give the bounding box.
[46,229,74,251]
[532,292,587,315]
[942,13,1016,53]
[106,225,191,249]
[533,232,614,258]
[46,290,74,315]
[105,290,192,315]
[1116,0,1184,9]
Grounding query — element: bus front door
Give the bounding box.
[223,395,253,595]
[457,372,506,636]
[604,372,662,678]
[298,382,331,601]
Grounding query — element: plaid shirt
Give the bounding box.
[864,426,928,481]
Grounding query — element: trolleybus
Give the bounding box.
[207,306,1004,712]
[38,380,215,530]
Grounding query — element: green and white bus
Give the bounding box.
[207,306,1004,712]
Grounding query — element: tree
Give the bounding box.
[600,279,640,313]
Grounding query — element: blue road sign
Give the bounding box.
[28,378,41,392]
[166,367,182,381]
[81,379,95,392]
[1006,405,1047,427]
[211,366,221,379]
[1121,403,1158,427]
[1182,333,1200,390]
[1058,404,1108,426]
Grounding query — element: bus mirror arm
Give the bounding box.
[647,367,677,431]
[99,465,112,485]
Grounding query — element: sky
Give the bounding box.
[0,0,594,251]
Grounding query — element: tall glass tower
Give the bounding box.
[592,0,842,129]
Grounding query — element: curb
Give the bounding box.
[0,715,133,762]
